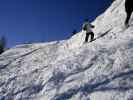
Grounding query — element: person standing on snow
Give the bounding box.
[82,19,95,43]
[125,0,133,27]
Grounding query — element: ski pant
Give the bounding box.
[85,32,94,42]
[125,0,133,25]
[125,11,132,25]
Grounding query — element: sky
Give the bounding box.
[0,0,113,47]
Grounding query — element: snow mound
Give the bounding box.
[0,0,133,100]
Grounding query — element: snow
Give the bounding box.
[0,0,133,99]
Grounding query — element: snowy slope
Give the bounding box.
[0,0,133,100]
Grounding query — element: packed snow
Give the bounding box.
[0,0,133,99]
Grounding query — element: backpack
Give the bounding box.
[83,24,87,31]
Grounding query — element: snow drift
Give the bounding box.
[0,0,133,100]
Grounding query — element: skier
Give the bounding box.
[82,19,95,43]
[125,0,133,27]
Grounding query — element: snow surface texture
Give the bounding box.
[0,0,133,100]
